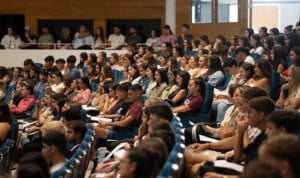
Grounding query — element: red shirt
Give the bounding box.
[184,95,203,112]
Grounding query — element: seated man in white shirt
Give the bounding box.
[42,131,68,175]
[107,25,125,49]
[235,47,255,65]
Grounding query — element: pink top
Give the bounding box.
[73,88,92,105]
[11,95,35,114]
[160,34,177,44]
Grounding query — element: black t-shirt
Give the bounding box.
[244,132,267,164]
[21,35,38,49]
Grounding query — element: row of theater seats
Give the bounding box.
[51,124,95,178]
[0,139,15,173]
[158,116,185,178]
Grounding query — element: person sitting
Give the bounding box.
[66,120,86,154]
[150,68,168,98]
[0,103,13,146]
[10,84,35,115]
[173,77,205,116]
[247,59,272,92]
[276,66,300,110]
[72,76,91,105]
[167,71,190,106]
[125,26,143,44]
[73,25,94,49]
[107,25,125,49]
[1,26,21,49]
[94,84,143,139]
[41,131,68,175]
[64,55,80,80]
[38,26,54,49]
[235,47,255,65]
[202,55,226,88]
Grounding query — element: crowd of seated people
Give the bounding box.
[0,22,299,178]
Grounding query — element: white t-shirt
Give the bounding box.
[50,162,65,174]
[108,34,125,48]
[51,83,65,93]
[244,56,255,65]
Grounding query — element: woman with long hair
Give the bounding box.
[203,55,225,87]
[247,59,272,92]
[150,68,168,97]
[93,26,106,49]
[270,45,288,74]
[276,66,300,109]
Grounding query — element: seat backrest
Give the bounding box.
[9,118,18,143]
[199,83,214,114]
[4,85,16,104]
[216,73,232,90]
[270,70,280,100]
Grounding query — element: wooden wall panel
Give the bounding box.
[0,0,165,35]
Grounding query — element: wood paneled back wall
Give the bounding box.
[0,0,165,36]
[0,0,248,40]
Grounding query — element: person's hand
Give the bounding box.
[237,118,248,134]
[44,86,51,94]
[95,161,118,173]
[204,172,222,178]
[187,143,209,151]
[99,120,109,127]
[281,83,289,91]
[224,151,234,160]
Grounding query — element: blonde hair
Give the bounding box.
[41,120,67,137]
[289,66,300,97]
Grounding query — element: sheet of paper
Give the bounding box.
[82,105,98,111]
[199,134,219,143]
[214,159,244,173]
[87,115,112,123]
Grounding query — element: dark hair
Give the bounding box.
[55,58,65,65]
[177,71,190,90]
[23,58,34,67]
[0,103,13,123]
[199,35,210,45]
[207,55,224,75]
[284,25,293,33]
[286,32,300,51]
[149,119,172,132]
[223,57,238,68]
[270,28,280,36]
[126,148,155,178]
[248,96,275,116]
[17,163,47,178]
[39,69,49,76]
[147,65,157,79]
[19,152,50,178]
[235,46,250,56]
[51,70,63,81]
[89,53,97,64]
[129,84,143,92]
[125,53,135,65]
[193,77,206,97]
[263,36,274,51]
[155,68,168,85]
[240,160,282,178]
[44,55,54,62]
[80,76,91,89]
[181,23,190,29]
[238,36,250,48]
[192,39,200,48]
[253,59,272,83]
[216,34,227,45]
[144,102,173,122]
[245,28,254,39]
[42,131,67,155]
[23,83,34,95]
[162,25,173,35]
[129,64,140,80]
[62,102,82,121]
[63,76,73,88]
[250,34,261,47]
[102,65,114,81]
[117,82,131,92]
[168,56,178,70]
[267,110,300,134]
[174,44,184,57]
[143,54,156,66]
[67,120,87,141]
[218,45,229,55]
[260,26,268,36]
[95,26,105,43]
[66,55,76,63]
[274,34,285,46]
[242,87,269,102]
[240,62,254,82]
[80,52,88,60]
[149,130,175,153]
[169,68,179,85]
[271,45,288,70]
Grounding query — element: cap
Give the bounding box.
[24,25,31,31]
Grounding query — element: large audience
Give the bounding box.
[0,21,300,178]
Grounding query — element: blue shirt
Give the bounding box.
[68,67,80,79]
